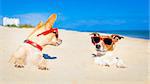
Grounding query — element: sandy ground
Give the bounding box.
[0,26,149,84]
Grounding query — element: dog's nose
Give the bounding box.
[60,39,62,42]
[56,39,62,46]
[96,44,101,49]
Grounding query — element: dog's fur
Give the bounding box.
[91,34,126,68]
[94,53,126,68]
[9,14,62,70]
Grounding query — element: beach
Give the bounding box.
[0,26,149,84]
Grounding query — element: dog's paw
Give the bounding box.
[14,58,25,68]
[14,64,24,68]
[38,66,49,70]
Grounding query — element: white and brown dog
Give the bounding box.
[91,33,126,68]
[9,14,62,70]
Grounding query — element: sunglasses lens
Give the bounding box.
[92,37,100,43]
[103,38,112,45]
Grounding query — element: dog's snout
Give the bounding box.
[56,39,62,46]
[96,44,101,49]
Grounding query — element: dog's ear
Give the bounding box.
[27,21,44,38]
[90,32,100,36]
[111,34,117,38]
[35,21,44,29]
[120,36,124,39]
[45,14,57,29]
[111,34,124,40]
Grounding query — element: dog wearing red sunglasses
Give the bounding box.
[9,14,62,70]
[90,33,126,68]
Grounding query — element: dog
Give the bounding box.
[9,14,62,70]
[91,33,126,68]
[94,55,126,68]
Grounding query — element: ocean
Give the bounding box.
[98,30,150,40]
[60,28,149,40]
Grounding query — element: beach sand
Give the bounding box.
[0,26,149,84]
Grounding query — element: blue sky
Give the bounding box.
[0,0,149,31]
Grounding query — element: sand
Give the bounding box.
[0,26,149,84]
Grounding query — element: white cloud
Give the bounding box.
[57,12,67,22]
[61,19,126,28]
[2,12,126,28]
[13,13,50,26]
[0,15,3,25]
[12,12,66,26]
